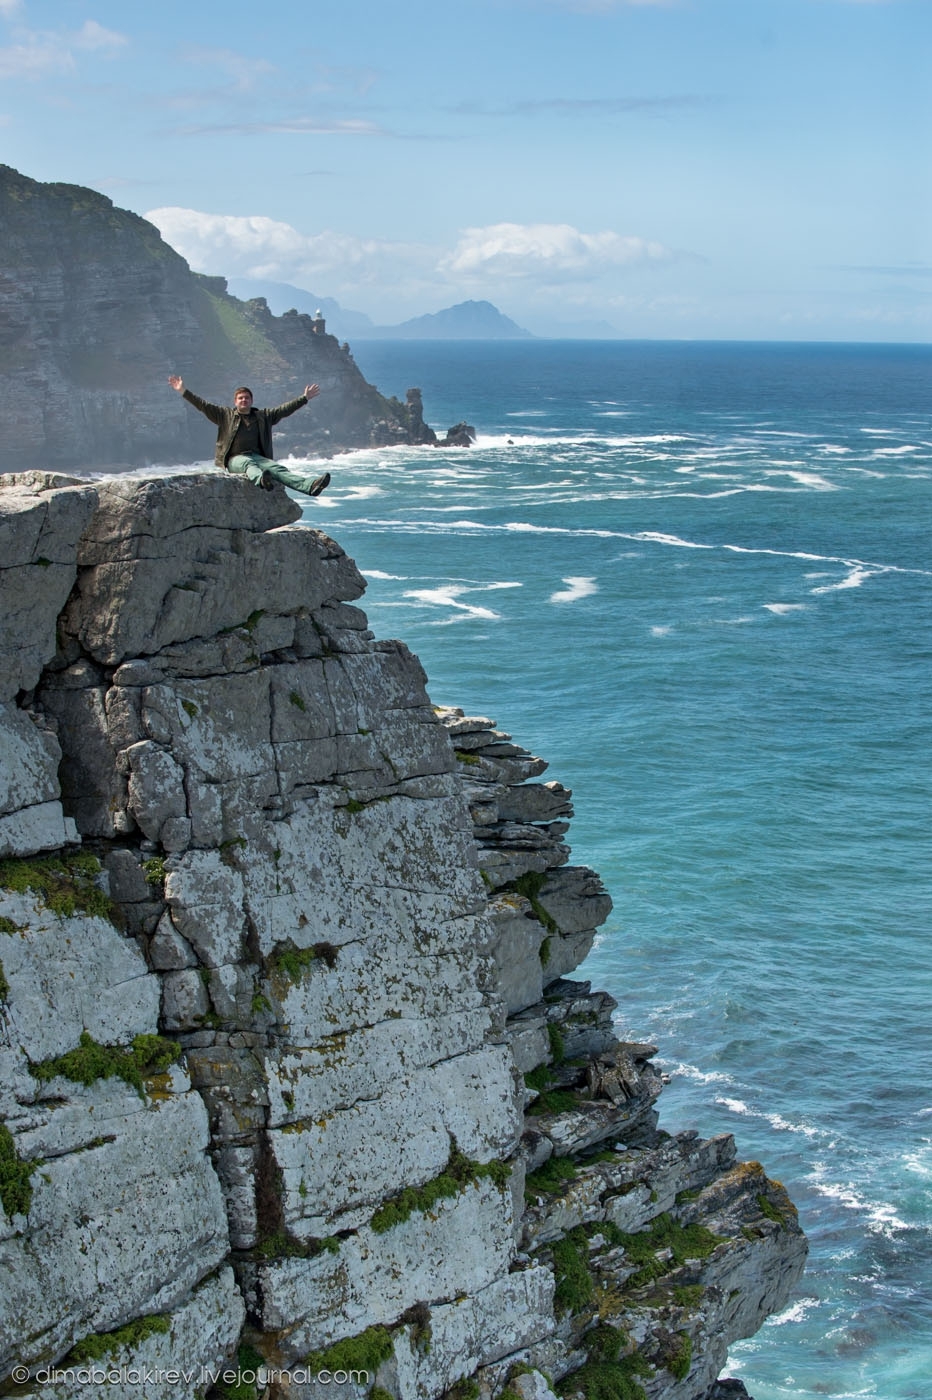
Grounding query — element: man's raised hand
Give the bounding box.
[168,375,184,393]
[304,384,320,401]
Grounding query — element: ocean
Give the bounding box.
[296,339,931,1399]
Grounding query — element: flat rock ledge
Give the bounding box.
[0,472,806,1400]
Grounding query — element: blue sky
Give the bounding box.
[1,0,930,339]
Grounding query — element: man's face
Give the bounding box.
[234,390,254,413]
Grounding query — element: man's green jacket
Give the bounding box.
[182,389,310,469]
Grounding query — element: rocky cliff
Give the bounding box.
[0,470,807,1400]
[0,166,437,471]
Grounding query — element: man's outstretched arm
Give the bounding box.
[267,383,321,426]
[169,374,224,425]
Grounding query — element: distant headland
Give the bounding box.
[0,165,473,471]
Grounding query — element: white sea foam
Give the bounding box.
[809,1167,909,1235]
[716,1096,822,1141]
[768,1298,821,1327]
[764,603,807,614]
[871,445,918,456]
[401,580,521,620]
[672,1062,735,1086]
[650,625,673,637]
[342,517,932,579]
[717,1096,752,1116]
[764,469,839,491]
[550,577,598,604]
[341,485,384,499]
[365,569,407,580]
[810,567,873,594]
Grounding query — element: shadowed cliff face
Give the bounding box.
[0,470,806,1400]
[0,166,435,470]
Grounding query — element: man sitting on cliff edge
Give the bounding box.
[168,376,330,498]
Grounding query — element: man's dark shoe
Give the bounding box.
[258,470,275,491]
[308,472,330,497]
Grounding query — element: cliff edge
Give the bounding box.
[0,471,807,1400]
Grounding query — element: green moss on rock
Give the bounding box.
[551,1227,593,1314]
[558,1324,650,1400]
[370,1146,509,1234]
[30,1031,180,1100]
[0,852,114,921]
[306,1324,394,1377]
[67,1313,171,1363]
[0,1122,39,1219]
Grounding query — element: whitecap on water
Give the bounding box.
[768,1298,822,1327]
[763,469,839,491]
[764,603,808,615]
[550,577,598,604]
[810,567,873,594]
[401,579,522,621]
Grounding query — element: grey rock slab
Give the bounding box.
[387,1270,555,1400]
[0,1073,230,1375]
[164,852,247,967]
[532,865,613,937]
[538,1093,661,1157]
[75,473,301,562]
[0,895,159,1063]
[104,849,151,904]
[487,894,546,1016]
[148,912,199,971]
[265,1009,495,1126]
[29,1268,244,1400]
[65,490,364,665]
[125,740,188,842]
[0,803,78,859]
[543,930,595,983]
[265,933,490,1049]
[252,1176,516,1355]
[0,704,61,818]
[0,482,97,699]
[160,968,211,1032]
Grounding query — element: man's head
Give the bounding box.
[233,387,254,413]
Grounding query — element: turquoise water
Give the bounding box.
[298,341,932,1399]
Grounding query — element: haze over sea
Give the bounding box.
[253,340,930,1398]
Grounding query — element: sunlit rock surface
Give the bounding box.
[0,471,806,1400]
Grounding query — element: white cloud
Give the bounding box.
[144,206,430,291]
[0,19,128,78]
[73,20,128,52]
[440,222,672,280]
[174,116,387,137]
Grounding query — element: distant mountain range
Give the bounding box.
[227,281,533,341]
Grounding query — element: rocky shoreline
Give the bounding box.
[0,470,806,1399]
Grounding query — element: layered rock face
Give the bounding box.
[0,166,437,471]
[0,471,807,1400]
